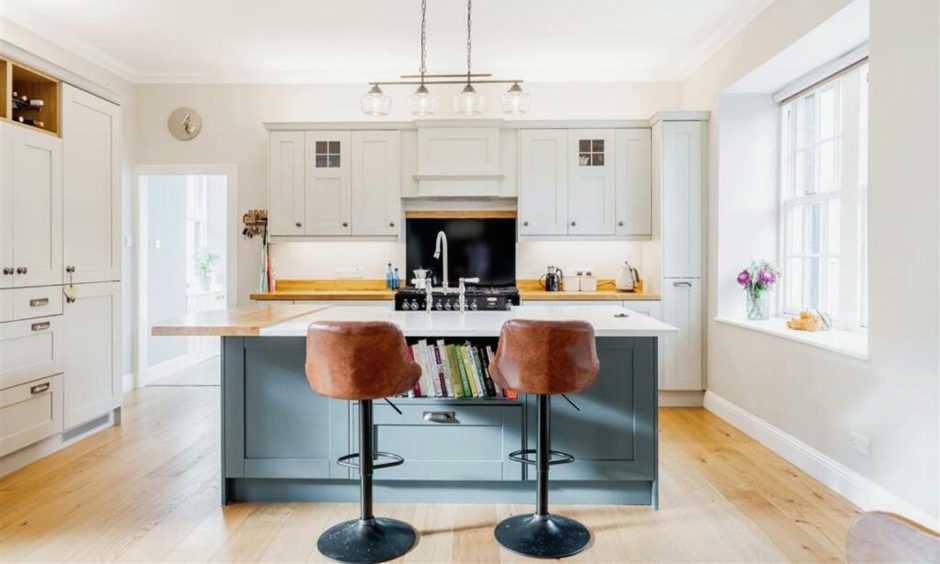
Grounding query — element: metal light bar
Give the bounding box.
[371,79,523,86]
[399,73,493,78]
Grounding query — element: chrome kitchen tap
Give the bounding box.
[458,277,480,313]
[433,230,449,290]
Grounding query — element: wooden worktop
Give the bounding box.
[250,279,395,301]
[517,279,660,301]
[151,304,327,336]
[249,279,661,302]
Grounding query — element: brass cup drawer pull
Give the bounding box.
[422,411,458,424]
[29,298,50,307]
[31,321,51,331]
[30,382,50,395]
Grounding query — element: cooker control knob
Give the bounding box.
[435,301,443,310]
[504,301,513,311]
[444,301,452,310]
[470,301,478,311]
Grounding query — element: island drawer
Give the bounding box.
[0,316,64,390]
[0,374,63,457]
[0,287,64,323]
[353,402,523,482]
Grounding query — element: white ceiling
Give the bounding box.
[1,0,774,84]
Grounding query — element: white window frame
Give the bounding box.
[778,61,868,332]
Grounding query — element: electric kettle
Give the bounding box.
[616,261,640,292]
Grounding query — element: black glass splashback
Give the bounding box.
[405,218,516,287]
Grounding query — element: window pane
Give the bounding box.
[806,257,821,310]
[592,139,604,152]
[785,257,804,312]
[819,86,837,139]
[808,202,823,255]
[796,149,817,195]
[579,153,591,166]
[328,141,340,153]
[579,139,590,152]
[799,93,816,149]
[824,257,840,318]
[827,199,841,255]
[787,205,804,254]
[818,140,837,192]
[592,153,605,166]
[315,141,327,154]
[315,155,327,168]
[328,154,341,168]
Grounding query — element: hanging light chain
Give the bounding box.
[419,0,428,79]
[466,0,472,83]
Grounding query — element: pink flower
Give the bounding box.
[758,270,776,285]
[737,270,751,286]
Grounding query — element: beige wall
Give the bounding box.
[682,0,939,526]
[134,81,680,296]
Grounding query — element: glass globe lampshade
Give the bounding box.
[500,82,531,115]
[408,84,438,117]
[453,83,485,115]
[360,85,391,116]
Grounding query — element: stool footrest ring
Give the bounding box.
[337,451,405,470]
[508,448,575,466]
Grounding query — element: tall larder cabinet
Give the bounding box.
[653,117,706,391]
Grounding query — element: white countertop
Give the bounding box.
[259,304,678,338]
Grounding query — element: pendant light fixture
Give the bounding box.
[452,0,484,115]
[362,0,527,116]
[407,0,438,116]
[501,82,532,115]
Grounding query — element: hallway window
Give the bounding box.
[780,62,868,330]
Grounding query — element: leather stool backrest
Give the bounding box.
[305,321,421,400]
[489,319,599,395]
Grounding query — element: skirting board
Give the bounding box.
[704,391,939,531]
[659,390,704,407]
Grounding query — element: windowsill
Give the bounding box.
[714,316,869,360]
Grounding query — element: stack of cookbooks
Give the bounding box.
[405,340,518,399]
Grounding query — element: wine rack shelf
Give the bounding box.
[0,56,61,137]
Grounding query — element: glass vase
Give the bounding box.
[746,290,771,320]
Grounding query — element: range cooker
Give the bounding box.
[394,286,520,312]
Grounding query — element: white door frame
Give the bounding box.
[133,164,238,387]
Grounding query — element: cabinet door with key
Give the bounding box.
[63,281,121,429]
[62,85,121,283]
[567,129,615,236]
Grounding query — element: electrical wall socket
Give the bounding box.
[335,267,363,279]
[849,431,871,456]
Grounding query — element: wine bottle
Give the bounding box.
[16,116,44,127]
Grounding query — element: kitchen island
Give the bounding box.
[153,304,677,507]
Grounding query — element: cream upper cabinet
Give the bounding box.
[659,121,704,277]
[518,129,568,236]
[268,131,305,236]
[567,129,615,236]
[62,85,121,284]
[0,124,12,289]
[9,126,62,288]
[661,278,703,391]
[303,131,351,236]
[351,131,401,236]
[62,281,120,429]
[615,129,652,237]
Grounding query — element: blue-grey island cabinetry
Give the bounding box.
[220,330,660,506]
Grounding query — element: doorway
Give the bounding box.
[135,166,237,387]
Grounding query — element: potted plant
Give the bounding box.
[194,248,219,292]
[737,261,781,320]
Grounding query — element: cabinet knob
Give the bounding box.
[389,222,395,227]
[15,266,27,274]
[342,222,349,227]
[523,221,529,226]
[295,222,302,228]
[618,221,624,226]
[66,265,75,273]
[570,221,576,227]
[2,267,12,275]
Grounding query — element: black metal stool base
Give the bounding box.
[494,513,591,559]
[317,517,417,563]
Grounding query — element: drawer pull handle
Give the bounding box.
[673,281,693,287]
[31,321,51,331]
[423,411,457,424]
[30,383,50,395]
[29,298,50,307]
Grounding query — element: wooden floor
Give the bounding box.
[0,380,860,562]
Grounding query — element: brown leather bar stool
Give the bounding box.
[489,319,600,559]
[305,321,422,563]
